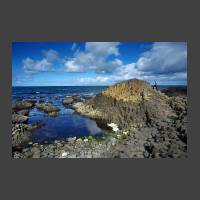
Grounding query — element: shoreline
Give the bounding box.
[12,83,187,158]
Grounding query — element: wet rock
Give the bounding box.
[63,97,74,106]
[12,114,28,123]
[72,95,81,101]
[17,109,30,116]
[84,95,93,100]
[36,102,60,116]
[12,100,35,112]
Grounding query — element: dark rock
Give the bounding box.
[12,100,35,112]
[36,102,60,116]
[17,109,30,116]
[39,100,45,103]
[72,95,81,100]
[12,114,28,123]
[12,128,31,147]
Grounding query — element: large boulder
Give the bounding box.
[63,97,74,106]
[12,123,31,147]
[36,102,60,116]
[72,95,81,101]
[12,100,35,112]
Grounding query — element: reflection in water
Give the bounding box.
[85,119,102,135]
[28,102,107,143]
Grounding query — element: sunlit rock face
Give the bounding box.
[79,79,175,129]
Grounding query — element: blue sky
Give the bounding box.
[12,42,187,86]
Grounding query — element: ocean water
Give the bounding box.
[12,86,108,143]
[12,86,108,101]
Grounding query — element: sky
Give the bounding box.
[12,42,187,86]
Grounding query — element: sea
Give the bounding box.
[12,85,184,143]
[12,86,108,143]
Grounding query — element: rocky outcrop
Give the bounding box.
[12,99,44,148]
[63,97,74,106]
[12,113,28,123]
[12,100,35,113]
[72,79,187,158]
[63,96,81,107]
[36,102,60,117]
[74,79,174,129]
[12,122,43,148]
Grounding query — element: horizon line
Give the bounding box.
[12,84,187,87]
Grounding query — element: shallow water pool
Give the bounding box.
[28,100,108,143]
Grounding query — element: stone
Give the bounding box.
[36,103,60,115]
[108,123,119,132]
[32,153,40,158]
[12,100,34,112]
[12,114,28,123]
[60,152,68,158]
[63,97,74,106]
[67,137,76,142]
[17,109,30,116]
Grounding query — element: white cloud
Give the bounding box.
[42,49,59,62]
[22,49,59,73]
[64,42,121,73]
[135,42,187,74]
[22,57,53,73]
[74,42,187,85]
[21,42,187,85]
[85,42,120,57]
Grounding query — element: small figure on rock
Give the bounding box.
[152,81,158,90]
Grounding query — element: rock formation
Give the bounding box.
[75,79,175,129]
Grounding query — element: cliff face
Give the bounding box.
[84,79,175,129]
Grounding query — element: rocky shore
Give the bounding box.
[12,79,187,158]
[12,100,43,149]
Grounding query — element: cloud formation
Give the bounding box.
[23,49,60,73]
[64,42,121,73]
[21,42,187,85]
[135,42,187,74]
[73,42,187,85]
[22,57,53,73]
[42,49,59,62]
